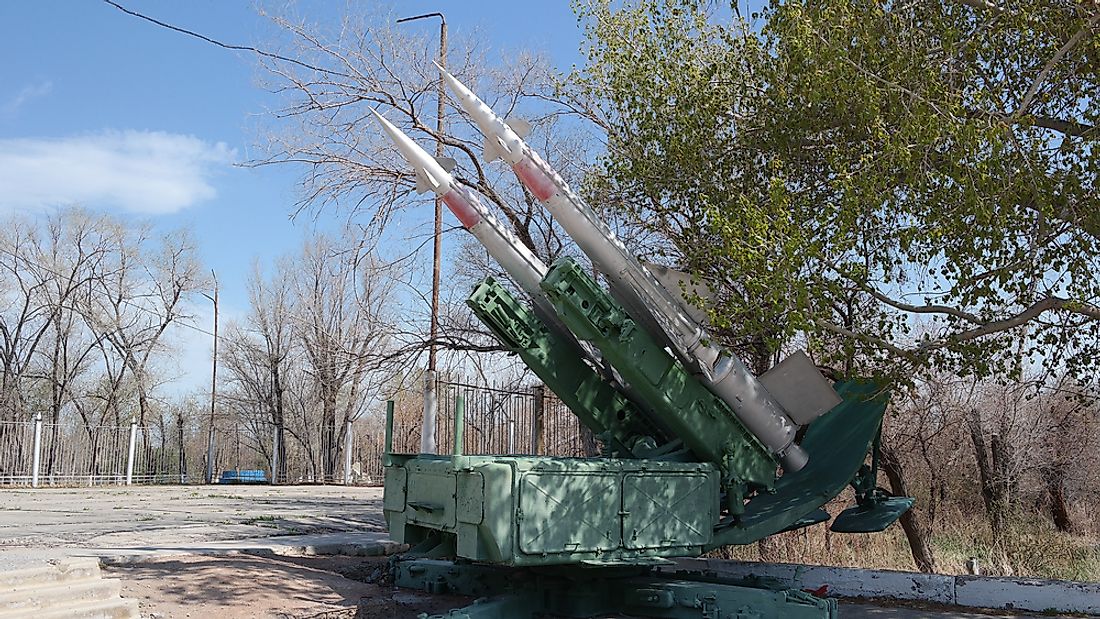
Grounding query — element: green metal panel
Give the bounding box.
[404,460,458,529]
[540,258,776,489]
[456,471,484,525]
[387,455,724,566]
[623,473,714,550]
[831,496,914,533]
[519,471,620,554]
[383,466,406,512]
[710,380,892,547]
[467,278,664,457]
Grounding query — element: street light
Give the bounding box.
[200,269,219,483]
[397,11,446,455]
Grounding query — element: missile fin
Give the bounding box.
[436,157,457,173]
[414,169,443,194]
[644,262,713,327]
[483,139,502,163]
[414,171,432,194]
[505,117,532,138]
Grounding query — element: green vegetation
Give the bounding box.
[573,0,1100,381]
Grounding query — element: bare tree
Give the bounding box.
[84,226,201,427]
[291,232,399,479]
[0,217,69,422]
[251,10,615,375]
[220,259,295,481]
[34,211,124,473]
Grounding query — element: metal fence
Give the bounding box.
[0,378,588,488]
[0,416,185,487]
[352,379,588,482]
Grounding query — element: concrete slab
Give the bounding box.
[97,530,407,564]
[672,559,1093,617]
[840,602,1045,618]
[0,485,385,570]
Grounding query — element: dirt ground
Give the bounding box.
[104,554,471,619]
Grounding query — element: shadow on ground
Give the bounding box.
[105,554,469,619]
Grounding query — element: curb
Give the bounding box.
[98,539,408,566]
[273,540,408,557]
[671,559,1100,615]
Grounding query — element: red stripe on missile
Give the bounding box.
[514,157,557,202]
[442,190,482,229]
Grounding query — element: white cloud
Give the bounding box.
[2,80,53,115]
[0,130,237,214]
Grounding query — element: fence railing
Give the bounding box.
[353,379,588,483]
[0,416,179,487]
[0,378,589,488]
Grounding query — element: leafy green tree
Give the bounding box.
[572,0,1100,382]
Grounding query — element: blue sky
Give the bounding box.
[0,1,586,391]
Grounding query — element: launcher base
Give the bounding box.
[395,558,837,619]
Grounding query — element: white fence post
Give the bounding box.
[205,427,217,484]
[30,413,43,488]
[343,420,353,486]
[270,424,279,485]
[125,417,137,486]
[421,370,437,454]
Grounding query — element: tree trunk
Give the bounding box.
[578,424,599,457]
[1044,467,1073,533]
[966,408,1010,545]
[880,444,938,573]
[321,396,337,481]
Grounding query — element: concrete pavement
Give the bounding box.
[0,485,385,569]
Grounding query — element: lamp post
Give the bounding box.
[397,11,446,455]
[201,270,219,483]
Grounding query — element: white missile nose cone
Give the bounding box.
[369,108,402,141]
[368,107,449,196]
[369,108,404,145]
[434,63,477,103]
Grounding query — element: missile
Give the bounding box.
[436,64,712,364]
[439,67,815,471]
[369,108,634,395]
[369,108,551,321]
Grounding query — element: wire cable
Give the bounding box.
[100,0,355,80]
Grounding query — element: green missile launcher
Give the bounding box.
[383,259,912,618]
[375,67,913,618]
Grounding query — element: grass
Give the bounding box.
[242,514,280,528]
[708,497,1100,582]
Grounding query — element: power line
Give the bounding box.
[100,0,355,80]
